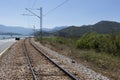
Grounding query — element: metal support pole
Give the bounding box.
[33,25,35,37]
[40,7,42,42]
[25,8,43,42]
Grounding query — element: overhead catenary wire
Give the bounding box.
[25,8,40,18]
[21,13,35,16]
[26,0,69,17]
[23,0,69,33]
[44,0,69,16]
[31,0,37,8]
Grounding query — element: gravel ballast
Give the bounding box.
[0,39,110,80]
[34,40,110,80]
[0,40,32,80]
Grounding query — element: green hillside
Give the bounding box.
[54,21,120,37]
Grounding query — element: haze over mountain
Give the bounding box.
[50,26,69,32]
[1,20,120,36]
[0,24,68,35]
[0,25,33,35]
[42,26,68,32]
[54,21,120,37]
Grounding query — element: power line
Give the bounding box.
[25,8,40,18]
[44,0,69,16]
[21,13,35,16]
[31,0,37,8]
[25,8,43,42]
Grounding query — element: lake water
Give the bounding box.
[0,35,31,39]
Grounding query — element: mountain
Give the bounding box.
[0,25,33,35]
[42,28,52,32]
[54,21,120,37]
[42,26,68,32]
[0,24,68,36]
[50,26,69,32]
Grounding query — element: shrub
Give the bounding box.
[76,32,120,56]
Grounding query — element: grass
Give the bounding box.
[35,36,120,80]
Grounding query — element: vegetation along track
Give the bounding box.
[23,38,78,80]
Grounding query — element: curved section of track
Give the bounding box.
[23,38,78,80]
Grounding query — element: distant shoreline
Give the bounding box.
[0,35,29,39]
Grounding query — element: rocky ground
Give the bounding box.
[0,39,110,80]
[0,40,32,80]
[34,39,110,80]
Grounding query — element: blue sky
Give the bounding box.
[0,0,120,29]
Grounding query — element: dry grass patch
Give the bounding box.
[35,37,120,80]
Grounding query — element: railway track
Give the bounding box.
[23,38,78,80]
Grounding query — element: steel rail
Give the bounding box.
[23,39,38,80]
[29,39,78,80]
